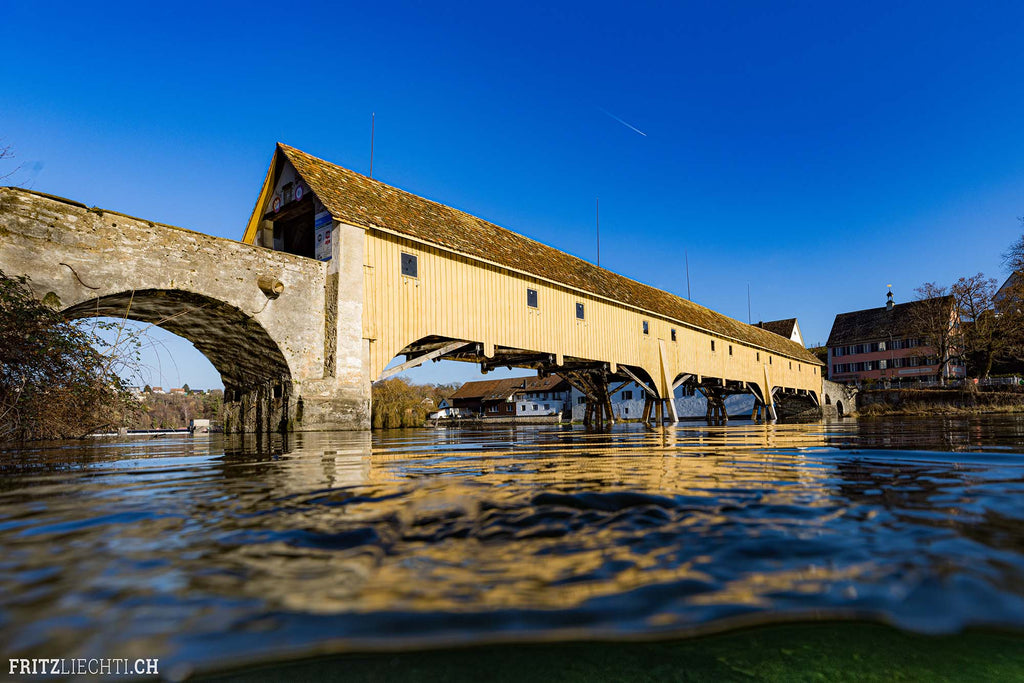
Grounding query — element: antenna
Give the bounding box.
[685,250,691,300]
[747,283,751,324]
[370,112,375,179]
[596,197,600,267]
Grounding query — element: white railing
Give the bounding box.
[977,376,1022,387]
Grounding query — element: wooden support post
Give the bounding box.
[656,399,664,427]
[641,398,653,425]
[666,393,679,424]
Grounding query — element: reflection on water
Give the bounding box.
[2,417,1024,674]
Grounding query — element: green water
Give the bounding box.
[203,623,1024,682]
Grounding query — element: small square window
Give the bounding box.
[756,352,760,361]
[527,288,538,308]
[642,321,649,335]
[789,361,793,369]
[400,252,418,278]
[769,356,773,365]
[711,340,716,352]
[729,345,733,356]
[576,302,585,320]
[671,329,677,342]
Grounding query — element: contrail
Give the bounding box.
[598,107,647,137]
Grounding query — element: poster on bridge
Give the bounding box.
[314,211,332,261]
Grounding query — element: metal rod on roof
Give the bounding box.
[685,250,691,300]
[370,112,375,179]
[596,197,600,267]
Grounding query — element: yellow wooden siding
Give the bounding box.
[365,230,819,399]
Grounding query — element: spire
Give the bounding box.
[886,284,894,311]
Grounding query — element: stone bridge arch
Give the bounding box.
[821,379,858,418]
[0,188,369,432]
[63,289,294,432]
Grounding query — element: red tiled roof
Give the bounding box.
[826,296,955,347]
[754,318,798,339]
[449,376,569,401]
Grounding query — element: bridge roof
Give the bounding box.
[274,143,821,366]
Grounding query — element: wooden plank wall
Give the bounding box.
[363,229,820,399]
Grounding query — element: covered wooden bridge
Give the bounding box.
[243,144,824,427]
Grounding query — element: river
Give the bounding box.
[2,416,1024,679]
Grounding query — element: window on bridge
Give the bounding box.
[671,328,677,342]
[729,345,733,356]
[576,302,585,320]
[757,352,760,361]
[711,340,716,352]
[642,321,649,335]
[401,253,418,278]
[527,288,538,308]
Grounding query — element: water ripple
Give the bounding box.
[1,417,1024,672]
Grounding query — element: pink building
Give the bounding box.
[827,291,965,385]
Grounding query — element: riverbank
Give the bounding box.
[858,387,1024,417]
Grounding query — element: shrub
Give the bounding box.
[0,270,140,440]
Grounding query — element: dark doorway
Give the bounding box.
[269,195,315,258]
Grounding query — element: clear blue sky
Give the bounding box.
[4,1,1023,389]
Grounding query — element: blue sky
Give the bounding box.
[3,1,1023,388]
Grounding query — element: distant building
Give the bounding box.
[567,381,652,419]
[429,398,458,420]
[995,272,1023,306]
[827,290,965,384]
[150,386,165,394]
[446,376,571,419]
[753,318,804,346]
[169,388,186,395]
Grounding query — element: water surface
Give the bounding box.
[2,416,1024,676]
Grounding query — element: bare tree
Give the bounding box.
[910,283,961,385]
[1003,217,1024,273]
[994,221,1024,367]
[952,273,1000,378]
[0,141,18,183]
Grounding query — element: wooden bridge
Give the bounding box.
[0,143,824,431]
